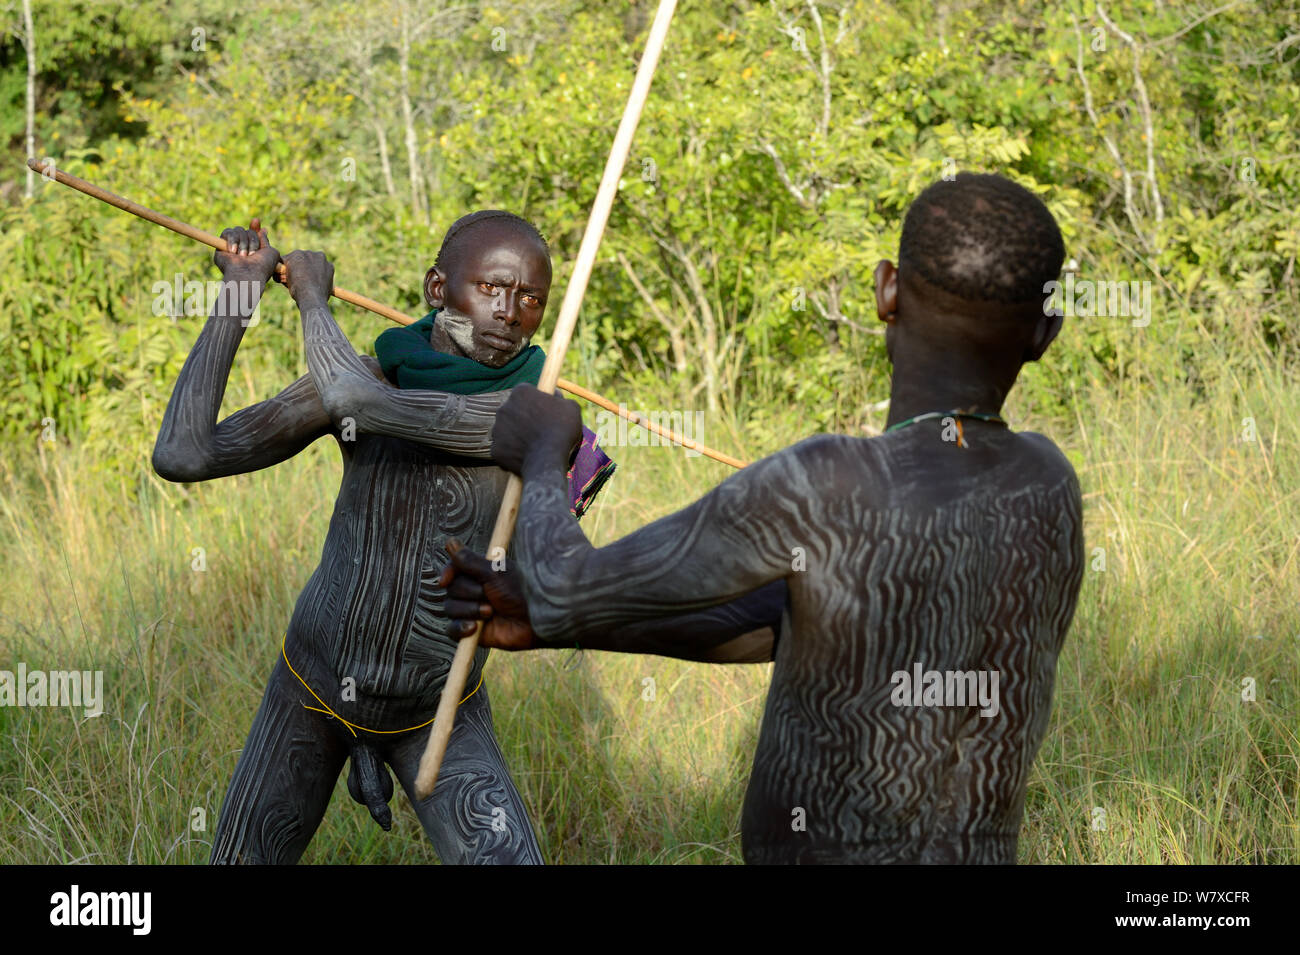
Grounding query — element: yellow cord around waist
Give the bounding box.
[281,634,484,738]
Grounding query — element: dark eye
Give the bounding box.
[522,294,541,308]
[477,282,495,294]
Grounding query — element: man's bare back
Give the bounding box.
[442,172,1085,863]
[491,418,1081,862]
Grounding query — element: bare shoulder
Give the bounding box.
[1011,430,1082,508]
[753,432,891,501]
[1012,430,1077,479]
[758,432,875,479]
[788,431,856,460]
[716,433,896,506]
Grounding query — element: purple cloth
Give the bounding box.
[567,426,616,519]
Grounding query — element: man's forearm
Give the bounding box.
[153,275,268,478]
[513,448,792,649]
[299,297,507,458]
[543,581,785,663]
[298,293,371,406]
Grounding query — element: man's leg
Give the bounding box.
[389,684,543,864]
[210,658,348,864]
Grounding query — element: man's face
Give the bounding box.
[424,222,552,368]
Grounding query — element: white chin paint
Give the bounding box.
[438,307,530,365]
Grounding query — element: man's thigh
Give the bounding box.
[210,659,349,864]
[388,685,543,865]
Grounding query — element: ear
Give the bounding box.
[1024,309,1064,362]
[874,260,898,324]
[424,267,446,309]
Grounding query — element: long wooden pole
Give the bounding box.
[26,154,745,469]
[414,0,680,799]
[557,378,748,470]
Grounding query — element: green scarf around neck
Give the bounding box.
[374,309,545,393]
[370,307,617,519]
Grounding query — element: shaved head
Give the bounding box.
[899,173,1064,308]
[434,210,550,277]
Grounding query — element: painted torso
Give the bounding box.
[287,433,502,728]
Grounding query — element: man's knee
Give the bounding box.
[390,687,543,864]
[420,765,543,864]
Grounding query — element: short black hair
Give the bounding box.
[898,173,1064,304]
[434,210,550,274]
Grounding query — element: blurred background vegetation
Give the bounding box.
[0,0,1296,863]
[3,0,1297,465]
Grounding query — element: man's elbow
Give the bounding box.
[315,376,375,429]
[151,442,210,483]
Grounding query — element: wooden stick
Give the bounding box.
[26,155,745,469]
[414,0,680,800]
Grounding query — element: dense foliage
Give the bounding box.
[3,0,1298,470]
[2,0,1298,868]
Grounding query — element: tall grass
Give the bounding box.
[0,327,1295,864]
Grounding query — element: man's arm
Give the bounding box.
[609,583,784,663]
[439,542,785,662]
[492,387,814,650]
[281,251,507,459]
[152,221,334,482]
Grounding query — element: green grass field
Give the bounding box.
[1,325,1296,865]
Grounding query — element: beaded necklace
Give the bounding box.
[885,410,1007,448]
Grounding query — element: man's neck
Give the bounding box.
[884,366,1011,430]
